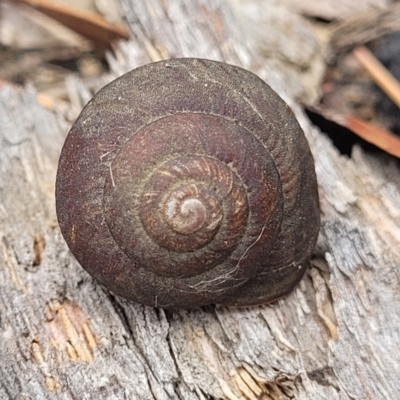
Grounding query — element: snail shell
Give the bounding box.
[56,58,320,308]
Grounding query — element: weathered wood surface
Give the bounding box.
[1,1,400,399]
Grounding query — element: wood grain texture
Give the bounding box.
[1,0,400,399]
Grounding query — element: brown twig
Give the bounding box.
[341,115,400,158]
[13,0,129,48]
[354,46,400,110]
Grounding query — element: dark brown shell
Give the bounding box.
[55,58,320,308]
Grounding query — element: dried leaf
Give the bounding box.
[13,0,129,48]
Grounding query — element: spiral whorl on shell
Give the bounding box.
[56,59,320,308]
